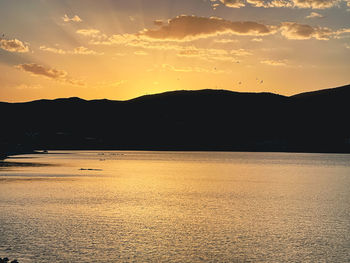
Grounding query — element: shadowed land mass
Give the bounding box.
[1,84,350,156]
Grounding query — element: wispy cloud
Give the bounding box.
[306,12,324,18]
[215,0,342,8]
[219,0,245,8]
[39,45,66,54]
[76,29,101,37]
[293,0,340,9]
[214,38,238,43]
[62,14,82,23]
[73,46,103,55]
[333,28,350,39]
[176,46,249,62]
[134,50,148,56]
[40,45,103,55]
[15,84,42,90]
[261,59,287,66]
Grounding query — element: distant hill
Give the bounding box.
[1,84,350,154]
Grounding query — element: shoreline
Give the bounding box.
[2,148,350,159]
[0,150,40,161]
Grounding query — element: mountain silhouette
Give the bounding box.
[1,84,350,155]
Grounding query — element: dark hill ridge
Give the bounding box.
[1,84,350,154]
[291,84,350,99]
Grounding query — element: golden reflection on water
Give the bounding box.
[1,151,350,262]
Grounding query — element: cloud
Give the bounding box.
[90,33,248,62]
[214,38,238,43]
[39,45,103,55]
[86,32,191,52]
[73,46,104,55]
[87,33,135,45]
[212,3,221,9]
[280,22,332,40]
[16,63,84,86]
[17,63,67,79]
[219,0,246,8]
[62,14,82,22]
[216,0,342,8]
[139,15,277,41]
[134,50,148,56]
[230,49,252,56]
[154,20,164,26]
[0,39,29,53]
[40,45,66,54]
[176,46,246,62]
[333,28,350,38]
[77,16,349,51]
[246,0,293,7]
[261,59,287,66]
[293,0,340,8]
[76,29,101,36]
[306,12,324,18]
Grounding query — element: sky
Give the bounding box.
[0,0,349,102]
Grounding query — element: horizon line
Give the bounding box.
[2,83,350,104]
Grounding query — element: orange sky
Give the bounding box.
[0,0,349,102]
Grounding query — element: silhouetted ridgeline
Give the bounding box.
[1,84,350,154]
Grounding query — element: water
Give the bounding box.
[1,151,350,262]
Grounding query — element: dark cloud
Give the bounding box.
[139,15,277,41]
[281,22,332,39]
[78,15,349,45]
[153,20,164,26]
[16,63,84,86]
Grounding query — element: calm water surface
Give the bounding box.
[0,151,350,262]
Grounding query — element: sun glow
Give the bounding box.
[0,0,349,102]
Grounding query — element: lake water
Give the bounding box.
[1,151,350,262]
